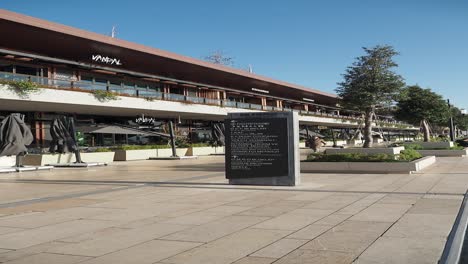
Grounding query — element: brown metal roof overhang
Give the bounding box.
[0,9,338,105]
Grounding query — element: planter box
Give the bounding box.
[23,152,115,166]
[114,149,157,161]
[155,148,188,157]
[416,148,468,157]
[325,146,404,155]
[417,142,454,149]
[300,148,315,160]
[324,140,347,147]
[0,156,15,167]
[186,146,225,156]
[301,156,436,174]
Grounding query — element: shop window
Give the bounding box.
[81,75,93,82]
[16,65,38,76]
[0,62,14,73]
[55,68,76,80]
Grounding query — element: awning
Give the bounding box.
[77,125,170,138]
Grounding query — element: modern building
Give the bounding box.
[0,9,415,148]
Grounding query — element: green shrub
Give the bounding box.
[93,147,112,152]
[306,150,423,162]
[306,153,398,162]
[402,143,423,150]
[1,79,39,97]
[190,143,212,148]
[92,90,120,102]
[398,149,422,161]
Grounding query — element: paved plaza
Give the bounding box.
[0,156,467,264]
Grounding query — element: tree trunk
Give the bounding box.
[363,111,373,148]
[422,119,430,142]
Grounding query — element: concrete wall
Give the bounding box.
[0,86,364,127]
[301,156,435,174]
[417,142,454,149]
[416,149,467,157]
[0,156,15,167]
[24,152,115,166]
[325,146,405,155]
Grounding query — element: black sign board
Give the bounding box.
[225,112,298,184]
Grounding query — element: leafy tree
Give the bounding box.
[395,85,449,141]
[336,45,405,148]
[452,107,468,135]
[203,50,234,66]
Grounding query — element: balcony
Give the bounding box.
[0,71,414,129]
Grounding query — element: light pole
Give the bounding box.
[447,99,455,141]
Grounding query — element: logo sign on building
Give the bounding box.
[91,55,122,66]
[135,114,156,126]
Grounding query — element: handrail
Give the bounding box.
[0,71,409,126]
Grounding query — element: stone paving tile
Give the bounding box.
[116,216,170,229]
[250,238,309,258]
[227,192,297,207]
[0,198,105,215]
[160,211,228,226]
[354,236,446,264]
[57,227,127,243]
[407,198,462,215]
[300,231,380,254]
[162,215,269,242]
[285,192,336,201]
[350,203,412,222]
[253,209,333,231]
[375,194,422,205]
[313,214,352,226]
[1,253,91,264]
[422,194,463,200]
[77,240,202,264]
[383,213,457,239]
[0,226,25,235]
[161,228,291,264]
[231,256,277,264]
[202,205,252,215]
[0,241,70,263]
[287,224,332,240]
[238,201,305,217]
[0,219,116,250]
[0,249,11,254]
[331,220,393,234]
[274,249,355,264]
[47,222,190,257]
[0,207,118,228]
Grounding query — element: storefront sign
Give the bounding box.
[92,54,122,65]
[135,114,156,125]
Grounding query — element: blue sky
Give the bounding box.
[2,0,467,109]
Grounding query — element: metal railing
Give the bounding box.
[0,71,412,127]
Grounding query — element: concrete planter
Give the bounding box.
[324,140,347,147]
[155,148,188,157]
[300,148,315,160]
[23,152,115,166]
[0,156,15,167]
[301,156,436,174]
[186,146,225,156]
[299,142,306,148]
[325,146,404,155]
[417,142,454,149]
[416,148,468,157]
[113,149,157,161]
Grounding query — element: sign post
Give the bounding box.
[225,112,300,186]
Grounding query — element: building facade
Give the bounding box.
[0,9,415,149]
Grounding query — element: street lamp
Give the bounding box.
[447,99,455,141]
